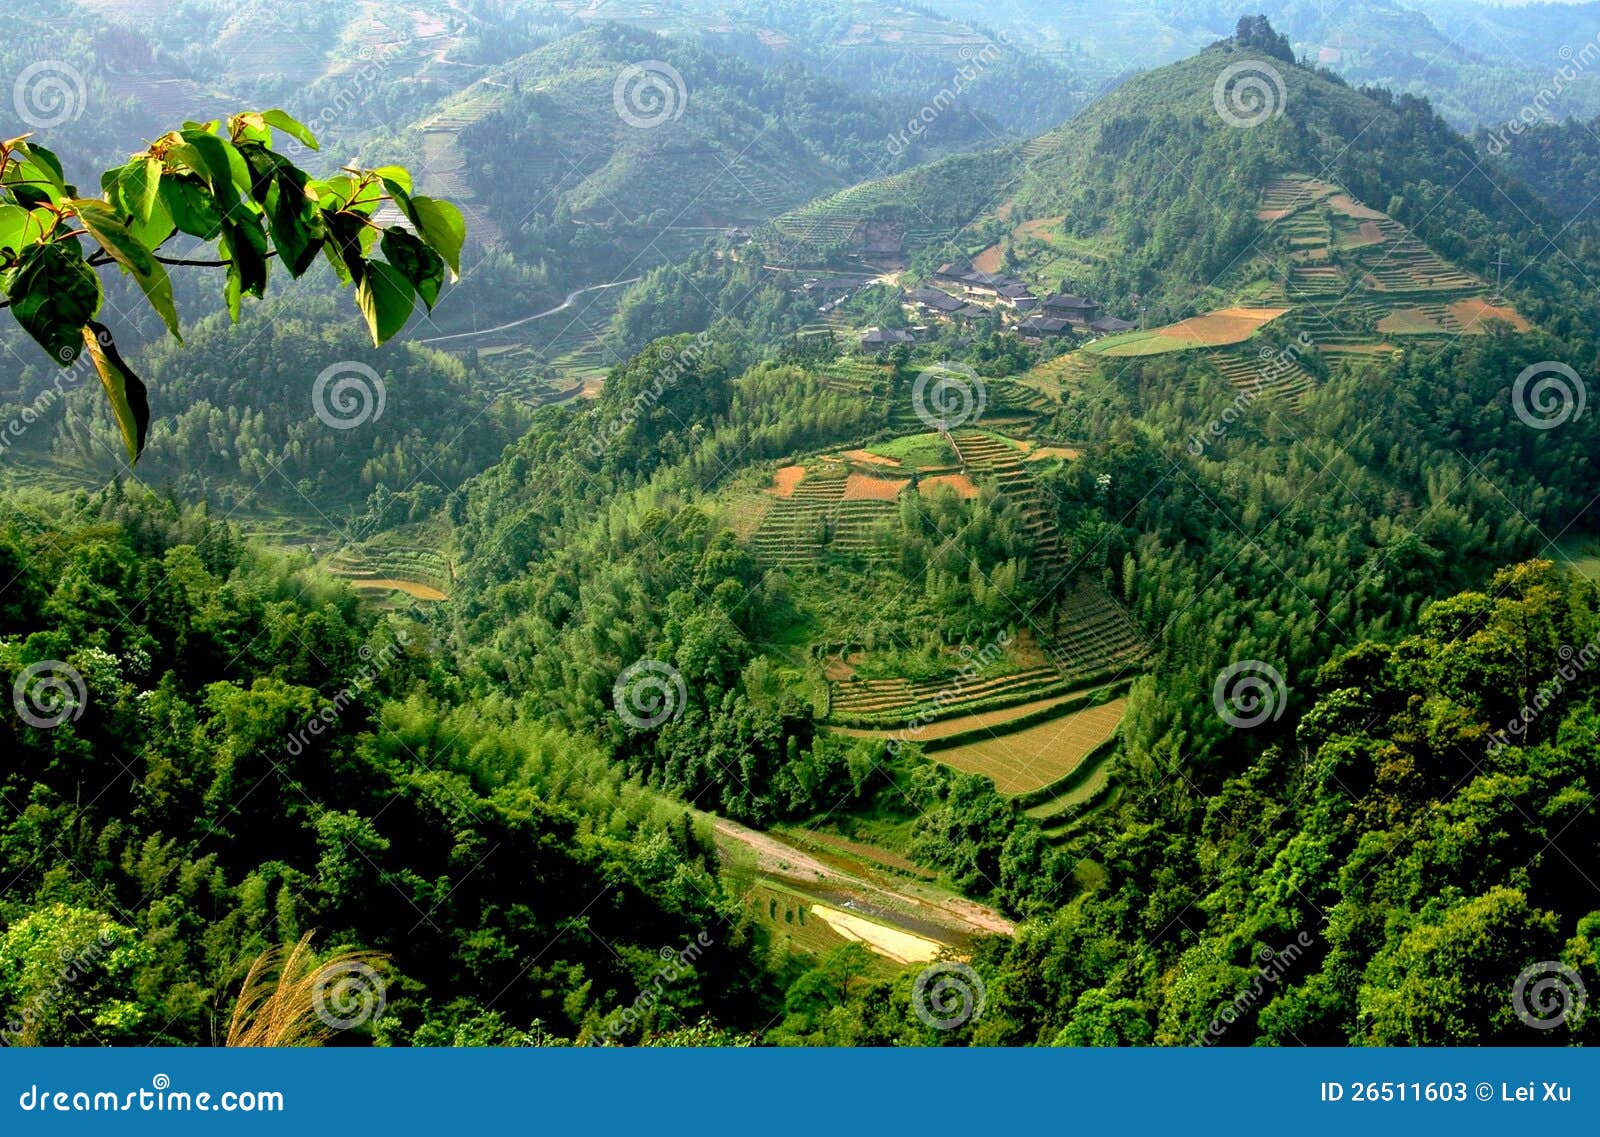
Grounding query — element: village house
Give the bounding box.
[859,327,916,353]
[1016,315,1073,339]
[1089,315,1136,335]
[904,287,967,317]
[996,282,1038,311]
[1040,293,1100,325]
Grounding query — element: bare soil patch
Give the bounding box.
[919,473,978,499]
[769,464,806,497]
[971,243,1003,272]
[843,474,910,501]
[1448,297,1531,333]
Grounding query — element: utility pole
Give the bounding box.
[1493,247,1507,303]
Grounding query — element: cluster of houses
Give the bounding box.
[859,262,1134,350]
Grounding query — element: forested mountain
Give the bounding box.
[0,490,776,1044]
[5,14,1600,1051]
[1484,115,1600,223]
[920,0,1600,129]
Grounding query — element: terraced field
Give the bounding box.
[1208,346,1317,409]
[831,667,1071,726]
[749,465,902,566]
[932,697,1127,796]
[325,544,452,604]
[950,430,1064,578]
[1035,577,1152,684]
[1085,308,1289,357]
[1259,173,1528,360]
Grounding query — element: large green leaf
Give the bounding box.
[322,210,368,285]
[173,130,245,216]
[2,241,101,364]
[220,215,269,299]
[0,206,55,253]
[356,260,415,346]
[261,109,319,152]
[72,199,180,339]
[158,176,222,240]
[115,158,162,222]
[82,320,150,464]
[380,227,445,311]
[410,196,465,277]
[0,205,31,254]
[237,141,322,277]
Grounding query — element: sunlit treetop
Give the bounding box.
[0,110,465,463]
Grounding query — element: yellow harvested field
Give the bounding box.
[809,904,945,964]
[357,579,446,601]
[1089,308,1289,356]
[934,697,1127,795]
[972,243,1003,272]
[842,473,910,501]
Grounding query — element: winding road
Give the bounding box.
[415,277,642,346]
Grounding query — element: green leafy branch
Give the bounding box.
[0,111,466,463]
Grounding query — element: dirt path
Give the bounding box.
[712,816,1015,940]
